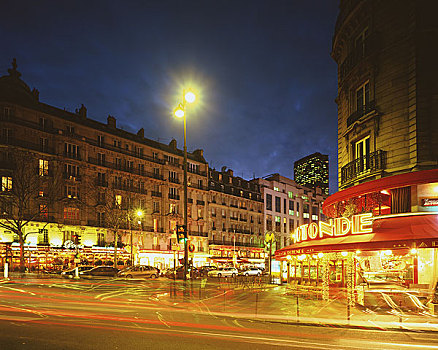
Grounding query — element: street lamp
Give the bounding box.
[174,89,196,281]
[130,209,143,266]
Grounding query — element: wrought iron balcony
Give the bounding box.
[347,100,376,127]
[340,150,386,188]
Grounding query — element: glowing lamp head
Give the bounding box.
[136,210,143,218]
[298,254,306,261]
[341,251,348,257]
[174,104,185,118]
[317,252,324,259]
[184,90,196,104]
[286,255,292,261]
[410,248,417,255]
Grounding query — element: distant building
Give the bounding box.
[294,152,329,195]
[255,174,327,250]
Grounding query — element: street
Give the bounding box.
[0,276,438,349]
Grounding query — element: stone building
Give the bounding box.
[0,60,209,269]
[332,0,437,190]
[207,167,265,266]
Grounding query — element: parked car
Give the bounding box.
[79,266,119,278]
[198,265,217,277]
[61,266,94,278]
[208,267,238,278]
[240,267,262,276]
[118,265,160,279]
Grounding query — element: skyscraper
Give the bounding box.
[294,152,329,195]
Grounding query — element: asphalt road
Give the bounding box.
[0,276,437,350]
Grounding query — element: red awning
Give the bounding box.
[275,214,438,259]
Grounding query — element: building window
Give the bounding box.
[65,185,78,199]
[40,137,48,152]
[274,186,279,192]
[64,143,79,158]
[1,176,12,192]
[356,81,370,114]
[355,135,370,172]
[97,135,104,147]
[288,191,294,199]
[275,196,281,213]
[38,229,49,244]
[38,159,49,176]
[355,27,369,56]
[115,195,122,207]
[266,194,272,211]
[63,207,79,220]
[40,204,48,219]
[97,153,105,166]
[274,216,281,223]
[153,202,160,213]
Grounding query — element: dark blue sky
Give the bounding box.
[1,0,340,192]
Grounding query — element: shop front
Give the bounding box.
[275,170,438,303]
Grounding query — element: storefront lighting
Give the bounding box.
[317,252,324,259]
[410,248,418,255]
[341,251,348,257]
[298,254,306,261]
[380,250,392,256]
[312,254,318,259]
[355,250,361,255]
[380,190,390,195]
[286,255,292,260]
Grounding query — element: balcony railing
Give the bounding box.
[347,100,376,127]
[189,231,208,237]
[168,193,180,200]
[340,150,386,188]
[151,191,162,197]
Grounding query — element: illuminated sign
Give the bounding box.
[422,198,438,207]
[292,213,373,243]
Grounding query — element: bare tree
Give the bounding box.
[0,151,63,271]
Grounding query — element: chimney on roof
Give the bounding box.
[193,149,203,158]
[76,104,87,118]
[107,115,116,128]
[137,128,144,138]
[227,169,234,176]
[221,166,227,173]
[169,138,177,150]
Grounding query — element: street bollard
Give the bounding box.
[4,263,8,279]
[74,267,79,279]
[296,295,300,322]
[347,302,351,322]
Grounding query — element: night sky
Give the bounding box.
[1,0,340,192]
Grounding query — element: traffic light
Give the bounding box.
[177,225,187,244]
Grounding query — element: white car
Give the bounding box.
[208,267,238,278]
[240,267,262,276]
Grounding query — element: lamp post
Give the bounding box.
[174,89,196,281]
[130,209,143,266]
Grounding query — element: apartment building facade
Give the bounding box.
[256,174,326,250]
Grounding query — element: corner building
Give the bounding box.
[275,0,438,303]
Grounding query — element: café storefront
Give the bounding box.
[275,170,438,302]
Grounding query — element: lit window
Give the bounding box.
[115,195,122,207]
[63,207,79,220]
[39,159,49,176]
[288,191,294,199]
[303,213,309,219]
[275,216,281,223]
[1,177,12,191]
[274,186,280,192]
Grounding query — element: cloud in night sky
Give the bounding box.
[1,0,340,192]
